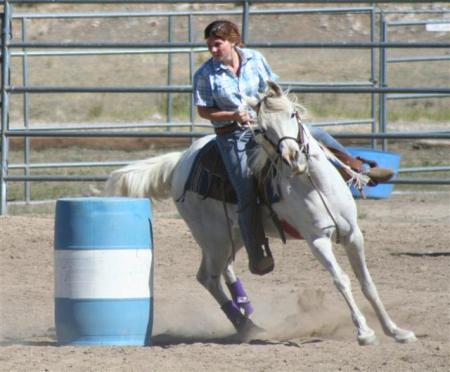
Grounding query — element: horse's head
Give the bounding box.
[246,80,308,176]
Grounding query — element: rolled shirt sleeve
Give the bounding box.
[193,69,215,108]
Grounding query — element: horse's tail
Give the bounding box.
[104,151,184,200]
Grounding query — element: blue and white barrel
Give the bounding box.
[54,197,153,346]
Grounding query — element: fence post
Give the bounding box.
[379,13,388,151]
[188,13,195,137]
[370,6,377,149]
[1,1,12,215]
[166,14,174,130]
[241,0,250,45]
[22,17,31,203]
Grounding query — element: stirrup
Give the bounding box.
[249,238,274,276]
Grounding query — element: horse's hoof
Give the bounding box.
[357,332,378,346]
[238,318,266,343]
[394,329,417,344]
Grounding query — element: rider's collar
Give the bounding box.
[212,47,251,72]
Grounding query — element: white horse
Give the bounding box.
[103,81,416,345]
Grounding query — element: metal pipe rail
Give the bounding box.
[9,119,372,132]
[9,160,133,169]
[8,85,450,94]
[10,162,450,174]
[399,166,450,173]
[389,178,450,185]
[5,175,109,182]
[13,7,448,17]
[388,56,450,63]
[5,175,449,185]
[388,19,450,26]
[333,131,450,140]
[12,6,377,18]
[11,48,209,57]
[387,93,449,100]
[9,41,450,49]
[6,129,450,139]
[8,0,450,4]
[17,122,211,131]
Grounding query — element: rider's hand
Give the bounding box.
[233,110,250,124]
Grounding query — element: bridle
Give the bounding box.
[251,110,309,164]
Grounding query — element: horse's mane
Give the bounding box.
[258,90,305,129]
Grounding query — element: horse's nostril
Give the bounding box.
[289,150,300,164]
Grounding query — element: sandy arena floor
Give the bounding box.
[1,192,449,371]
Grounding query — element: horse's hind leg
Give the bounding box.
[195,251,230,306]
[308,235,378,345]
[192,230,261,340]
[343,229,416,343]
[223,263,254,316]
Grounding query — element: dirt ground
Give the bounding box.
[0,191,449,372]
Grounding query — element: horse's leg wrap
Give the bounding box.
[221,300,247,331]
[227,278,254,316]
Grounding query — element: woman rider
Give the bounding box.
[193,20,393,276]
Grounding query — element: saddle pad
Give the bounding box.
[183,139,237,204]
[182,138,281,205]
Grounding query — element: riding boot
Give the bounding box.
[243,205,274,276]
[246,237,274,276]
[327,148,394,186]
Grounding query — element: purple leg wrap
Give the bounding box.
[221,300,247,330]
[227,278,254,316]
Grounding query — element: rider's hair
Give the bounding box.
[204,20,243,47]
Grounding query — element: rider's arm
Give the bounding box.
[197,106,250,124]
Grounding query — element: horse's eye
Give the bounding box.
[290,112,296,119]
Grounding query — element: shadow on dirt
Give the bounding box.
[0,338,57,347]
[391,252,450,257]
[151,333,316,347]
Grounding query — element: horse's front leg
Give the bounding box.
[308,235,378,345]
[343,229,416,343]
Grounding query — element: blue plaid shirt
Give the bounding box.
[193,47,278,128]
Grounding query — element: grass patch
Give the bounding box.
[387,98,450,123]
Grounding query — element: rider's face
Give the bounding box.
[207,37,235,63]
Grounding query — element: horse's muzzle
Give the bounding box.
[291,161,308,176]
[281,147,307,176]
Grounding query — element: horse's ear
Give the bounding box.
[267,80,283,97]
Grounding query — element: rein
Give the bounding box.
[294,113,341,244]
